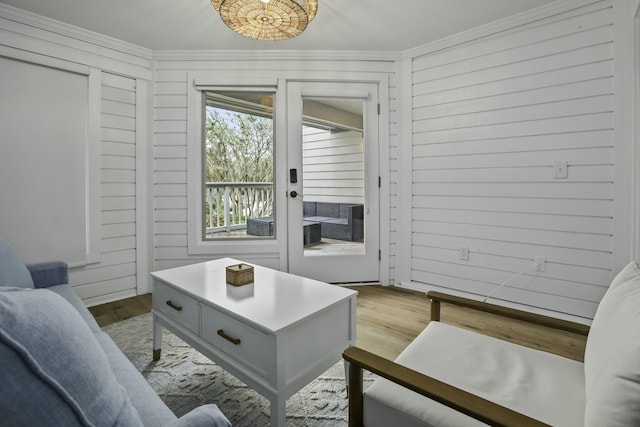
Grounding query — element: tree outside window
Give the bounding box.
[203,91,274,239]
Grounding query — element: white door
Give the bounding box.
[286,81,379,283]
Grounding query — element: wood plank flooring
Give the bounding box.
[89,284,585,362]
[89,293,152,327]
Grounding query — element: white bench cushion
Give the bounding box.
[364,321,585,427]
[584,260,640,427]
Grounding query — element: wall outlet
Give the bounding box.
[553,161,568,179]
[534,256,546,272]
[459,247,469,261]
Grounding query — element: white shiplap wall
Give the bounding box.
[153,57,397,279]
[73,72,139,303]
[0,4,152,305]
[302,126,364,204]
[409,1,615,319]
[153,67,193,271]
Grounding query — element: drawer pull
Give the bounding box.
[217,329,241,345]
[166,300,183,311]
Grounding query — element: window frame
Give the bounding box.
[186,74,285,256]
[201,90,276,242]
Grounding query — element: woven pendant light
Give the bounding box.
[211,0,318,40]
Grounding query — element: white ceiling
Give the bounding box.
[0,0,558,52]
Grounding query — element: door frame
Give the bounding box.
[284,79,387,283]
[184,71,390,284]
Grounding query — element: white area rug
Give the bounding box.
[103,313,374,426]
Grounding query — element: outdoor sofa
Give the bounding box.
[303,201,364,241]
[247,201,364,242]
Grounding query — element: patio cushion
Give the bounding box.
[246,217,273,236]
[0,234,33,289]
[364,321,585,427]
[584,260,640,427]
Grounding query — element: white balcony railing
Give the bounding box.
[205,182,273,234]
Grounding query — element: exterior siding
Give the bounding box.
[408,1,615,319]
[302,127,364,204]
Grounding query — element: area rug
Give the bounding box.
[103,313,375,426]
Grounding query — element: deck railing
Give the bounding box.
[205,182,273,234]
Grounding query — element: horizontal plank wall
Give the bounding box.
[302,127,364,204]
[408,0,615,319]
[152,54,397,278]
[73,73,139,303]
[0,4,152,305]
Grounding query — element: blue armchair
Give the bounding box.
[0,234,231,427]
[27,260,69,288]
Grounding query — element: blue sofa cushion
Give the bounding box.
[0,287,143,427]
[0,234,33,289]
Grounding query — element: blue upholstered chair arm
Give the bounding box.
[26,261,69,288]
[167,405,231,427]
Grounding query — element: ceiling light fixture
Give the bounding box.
[211,0,318,41]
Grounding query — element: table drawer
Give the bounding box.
[200,305,275,378]
[154,281,199,334]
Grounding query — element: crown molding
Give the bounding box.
[152,49,401,63]
[0,0,607,69]
[0,3,152,61]
[402,0,605,60]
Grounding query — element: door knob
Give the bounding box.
[290,191,302,198]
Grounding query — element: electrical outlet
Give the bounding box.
[553,161,568,179]
[459,247,469,261]
[534,256,546,272]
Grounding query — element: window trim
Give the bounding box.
[202,90,276,242]
[186,75,283,255]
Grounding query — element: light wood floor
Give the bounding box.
[89,285,586,362]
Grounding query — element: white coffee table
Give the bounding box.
[150,258,358,426]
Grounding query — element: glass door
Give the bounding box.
[286,81,379,283]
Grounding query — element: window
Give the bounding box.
[202,91,275,240]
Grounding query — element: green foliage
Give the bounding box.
[203,107,274,230]
[204,108,273,183]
